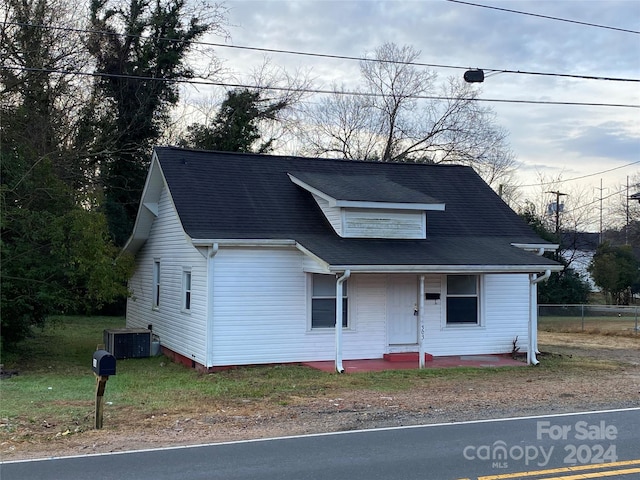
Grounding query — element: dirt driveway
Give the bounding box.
[1,332,638,461]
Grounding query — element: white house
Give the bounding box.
[123,147,562,372]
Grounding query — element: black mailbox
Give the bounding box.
[92,350,116,376]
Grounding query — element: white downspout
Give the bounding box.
[335,270,351,373]
[418,275,426,369]
[529,269,551,365]
[206,243,219,369]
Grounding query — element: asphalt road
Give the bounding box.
[2,408,638,480]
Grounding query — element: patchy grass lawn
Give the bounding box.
[1,316,524,419]
[0,316,638,461]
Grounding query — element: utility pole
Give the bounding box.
[546,190,568,234]
[594,179,608,244]
[626,176,629,245]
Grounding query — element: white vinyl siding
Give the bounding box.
[311,195,426,239]
[210,252,385,365]
[126,186,208,365]
[343,209,426,239]
[312,194,342,235]
[302,255,330,273]
[211,248,306,365]
[422,273,530,356]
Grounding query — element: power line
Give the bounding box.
[519,160,640,188]
[3,21,640,83]
[446,0,640,35]
[3,65,639,109]
[562,185,629,217]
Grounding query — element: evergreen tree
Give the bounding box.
[183,88,289,153]
[589,242,640,304]
[1,0,134,343]
[84,0,223,245]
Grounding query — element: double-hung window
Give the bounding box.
[446,275,479,325]
[152,260,161,308]
[311,274,348,329]
[182,269,192,312]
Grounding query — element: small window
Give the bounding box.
[152,260,161,308]
[446,275,479,324]
[311,274,348,329]
[182,269,192,311]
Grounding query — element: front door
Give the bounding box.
[387,275,418,345]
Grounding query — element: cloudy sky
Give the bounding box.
[198,0,640,228]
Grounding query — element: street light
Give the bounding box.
[463,69,485,83]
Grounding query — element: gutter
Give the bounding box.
[511,242,559,253]
[192,239,296,247]
[335,270,351,373]
[327,264,564,274]
[528,269,551,365]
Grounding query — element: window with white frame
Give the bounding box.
[152,260,161,308]
[182,269,192,311]
[446,275,479,324]
[311,274,348,329]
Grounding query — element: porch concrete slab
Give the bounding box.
[459,355,502,362]
[302,354,525,373]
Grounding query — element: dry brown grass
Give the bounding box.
[539,318,639,337]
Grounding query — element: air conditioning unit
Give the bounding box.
[103,328,151,359]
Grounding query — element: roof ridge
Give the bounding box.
[154,145,473,170]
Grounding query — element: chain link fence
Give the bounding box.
[538,304,640,335]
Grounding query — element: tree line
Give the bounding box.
[1,0,636,343]
[2,0,227,342]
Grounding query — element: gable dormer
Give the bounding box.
[288,172,445,239]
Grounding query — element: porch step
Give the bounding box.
[383,352,434,363]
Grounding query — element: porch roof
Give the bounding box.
[295,234,562,273]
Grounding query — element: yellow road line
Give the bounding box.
[478,459,640,480]
[544,467,640,479]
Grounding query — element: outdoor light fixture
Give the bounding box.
[463,69,485,83]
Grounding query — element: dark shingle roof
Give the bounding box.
[288,172,443,205]
[154,146,558,269]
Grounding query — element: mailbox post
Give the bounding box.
[92,350,116,429]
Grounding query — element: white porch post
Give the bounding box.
[418,275,426,369]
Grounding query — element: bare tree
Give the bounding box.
[299,43,516,188]
[239,58,313,152]
[1,0,93,188]
[301,85,381,160]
